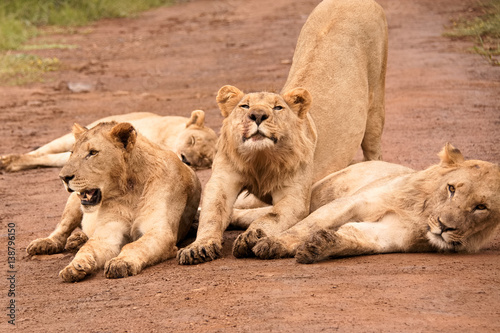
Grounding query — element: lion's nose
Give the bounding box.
[60,174,75,185]
[248,109,269,126]
[437,218,456,233]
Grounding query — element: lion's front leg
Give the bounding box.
[233,182,311,258]
[105,231,177,279]
[177,168,242,265]
[105,197,189,278]
[252,195,368,259]
[295,217,408,264]
[59,221,127,282]
[27,193,82,256]
[65,231,88,253]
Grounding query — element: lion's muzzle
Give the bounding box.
[60,174,75,193]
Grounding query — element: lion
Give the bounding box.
[177,0,388,264]
[250,144,500,263]
[0,109,217,172]
[26,121,201,282]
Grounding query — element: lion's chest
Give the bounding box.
[81,211,99,237]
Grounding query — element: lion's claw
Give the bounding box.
[26,237,64,256]
[59,254,97,282]
[232,229,266,258]
[295,228,335,264]
[104,257,141,279]
[177,239,222,265]
[65,232,88,253]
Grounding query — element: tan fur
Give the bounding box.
[283,0,388,182]
[177,0,388,264]
[251,144,500,263]
[177,86,317,263]
[26,122,201,282]
[0,110,217,172]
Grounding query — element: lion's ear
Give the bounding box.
[72,123,88,140]
[110,122,137,152]
[186,110,206,128]
[216,85,245,118]
[438,143,464,167]
[282,88,312,119]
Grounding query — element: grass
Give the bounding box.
[0,53,60,85]
[444,0,500,65]
[0,0,175,85]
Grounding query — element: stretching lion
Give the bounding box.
[177,0,388,264]
[0,110,217,172]
[251,144,500,263]
[26,122,201,282]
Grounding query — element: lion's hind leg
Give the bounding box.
[1,132,74,172]
[29,132,75,156]
[361,107,384,162]
[0,152,70,172]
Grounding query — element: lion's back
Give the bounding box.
[283,0,388,182]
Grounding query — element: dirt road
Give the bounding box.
[1,0,499,332]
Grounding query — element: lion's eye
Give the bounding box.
[190,136,196,146]
[273,105,283,111]
[240,104,250,109]
[87,150,99,158]
[447,184,455,194]
[475,204,487,211]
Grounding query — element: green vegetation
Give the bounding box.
[0,0,175,84]
[444,0,500,65]
[0,0,175,51]
[0,53,60,85]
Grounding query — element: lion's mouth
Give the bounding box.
[243,131,278,144]
[76,189,102,206]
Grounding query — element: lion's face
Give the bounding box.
[425,148,500,252]
[59,122,136,212]
[174,111,217,170]
[216,85,312,159]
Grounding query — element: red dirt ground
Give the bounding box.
[1,0,499,332]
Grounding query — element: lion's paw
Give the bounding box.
[232,229,266,258]
[65,232,88,253]
[26,237,64,256]
[104,257,142,279]
[177,239,222,265]
[59,253,97,282]
[0,154,22,172]
[295,228,335,264]
[252,236,294,259]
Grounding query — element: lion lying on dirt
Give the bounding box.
[26,122,201,282]
[177,0,388,264]
[0,110,217,172]
[250,144,500,263]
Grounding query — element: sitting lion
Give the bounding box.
[251,144,500,263]
[0,109,217,172]
[26,122,201,282]
[177,0,388,264]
